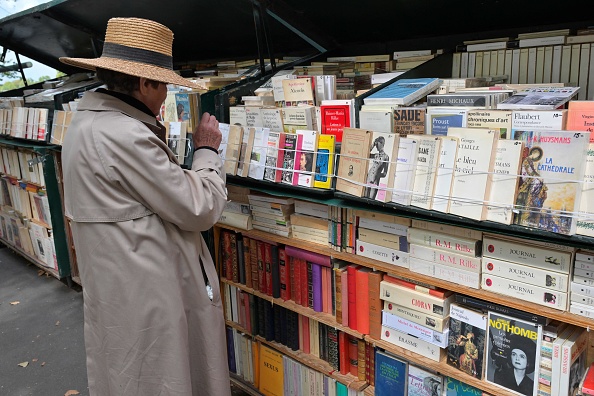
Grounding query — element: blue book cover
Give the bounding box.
[430,114,465,136]
[444,376,482,396]
[364,78,441,106]
[174,92,191,122]
[375,350,408,396]
[226,326,236,374]
[336,382,348,396]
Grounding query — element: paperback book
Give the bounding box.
[363,131,398,202]
[364,78,442,106]
[447,303,487,379]
[497,87,579,110]
[335,128,372,197]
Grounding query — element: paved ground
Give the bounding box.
[0,245,255,396]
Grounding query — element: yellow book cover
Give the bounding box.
[313,134,336,189]
[252,340,260,388]
[258,344,284,396]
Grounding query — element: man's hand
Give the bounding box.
[193,112,222,150]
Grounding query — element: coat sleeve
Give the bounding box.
[94,117,227,232]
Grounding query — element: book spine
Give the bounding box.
[300,258,308,308]
[380,281,453,318]
[407,227,481,256]
[357,340,366,381]
[409,257,481,289]
[271,245,280,298]
[380,325,444,362]
[482,256,569,292]
[348,335,359,376]
[382,311,449,348]
[249,239,259,290]
[368,271,383,340]
[409,243,481,273]
[285,244,332,267]
[278,247,289,300]
[341,268,349,326]
[382,274,448,298]
[243,236,252,288]
[335,267,343,325]
[481,274,567,310]
[327,327,339,370]
[256,241,266,293]
[383,302,449,332]
[338,331,349,375]
[237,235,245,284]
[347,265,359,331]
[312,263,323,312]
[355,268,370,335]
[264,242,273,296]
[273,304,282,343]
[454,294,549,325]
[355,239,410,268]
[294,258,302,305]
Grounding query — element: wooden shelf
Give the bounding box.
[367,336,516,396]
[222,278,364,340]
[217,223,594,330]
[1,236,60,279]
[225,320,368,392]
[364,385,374,396]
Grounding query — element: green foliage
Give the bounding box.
[0,75,58,92]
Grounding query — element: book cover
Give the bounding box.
[567,100,594,142]
[224,124,243,176]
[497,87,579,110]
[512,130,589,235]
[432,136,459,213]
[375,350,408,396]
[236,127,255,177]
[364,78,441,106]
[447,127,498,221]
[485,312,542,396]
[313,134,336,189]
[444,376,482,396]
[411,135,441,210]
[382,311,449,348]
[263,131,282,182]
[407,364,443,396]
[485,139,524,225]
[278,133,298,184]
[510,109,567,138]
[320,99,354,143]
[336,127,373,197]
[294,129,318,187]
[359,110,393,133]
[559,327,588,396]
[481,274,567,310]
[393,107,426,137]
[426,108,467,136]
[391,137,419,206]
[258,344,284,396]
[466,109,512,139]
[248,127,271,180]
[577,143,594,236]
[363,131,398,202]
[282,77,315,107]
[482,256,569,292]
[381,325,445,362]
[447,303,487,379]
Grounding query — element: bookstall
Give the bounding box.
[2,0,594,395]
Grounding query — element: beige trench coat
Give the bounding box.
[62,91,230,396]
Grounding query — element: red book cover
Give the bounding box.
[249,238,259,290]
[583,363,594,395]
[355,267,371,335]
[256,240,266,294]
[302,316,310,354]
[279,247,289,300]
[301,258,309,308]
[368,270,383,340]
[294,257,302,306]
[382,273,450,299]
[348,335,359,376]
[243,236,252,289]
[338,331,350,375]
[347,265,360,331]
[320,101,352,143]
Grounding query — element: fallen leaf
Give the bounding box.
[41,362,45,367]
[17,361,28,367]
[32,358,38,362]
[55,321,60,326]
[64,391,79,396]
[10,301,19,305]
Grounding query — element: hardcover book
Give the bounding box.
[431,136,459,213]
[512,130,589,235]
[313,134,336,189]
[485,139,524,225]
[447,127,498,221]
[410,135,441,210]
[363,78,441,106]
[363,131,399,202]
[485,312,542,396]
[446,303,487,379]
[335,127,372,197]
[482,256,569,292]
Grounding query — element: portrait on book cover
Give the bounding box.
[364,135,390,200]
[447,318,485,379]
[486,312,540,396]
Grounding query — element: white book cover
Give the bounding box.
[380,325,445,362]
[485,139,523,225]
[578,44,591,100]
[527,47,537,84]
[447,127,498,220]
[247,127,270,180]
[576,143,594,236]
[482,256,569,292]
[518,48,529,84]
[535,47,544,84]
[512,130,589,235]
[245,106,263,128]
[411,256,480,288]
[559,327,588,396]
[466,109,512,139]
[511,48,521,84]
[409,244,480,273]
[391,137,419,206]
[485,312,542,396]
[543,46,553,83]
[431,136,458,213]
[411,136,441,210]
[570,44,581,86]
[511,110,566,136]
[460,52,469,78]
[551,45,563,83]
[359,110,393,133]
[218,122,230,165]
[356,239,409,268]
[481,274,567,310]
[380,281,455,318]
[468,52,476,78]
[260,108,284,131]
[383,302,449,332]
[382,311,449,348]
[407,365,443,396]
[363,131,398,202]
[504,49,513,80]
[408,227,480,256]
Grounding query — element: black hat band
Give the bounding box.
[102,42,173,69]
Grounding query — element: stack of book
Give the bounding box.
[480,235,571,311]
[0,107,50,141]
[539,320,569,396]
[355,210,410,269]
[218,186,252,230]
[379,277,453,362]
[569,249,594,318]
[289,200,329,245]
[248,194,294,237]
[408,222,482,288]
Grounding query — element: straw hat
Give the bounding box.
[59,17,199,89]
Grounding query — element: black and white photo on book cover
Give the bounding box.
[485,312,541,396]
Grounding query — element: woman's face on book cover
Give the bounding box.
[511,348,528,370]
